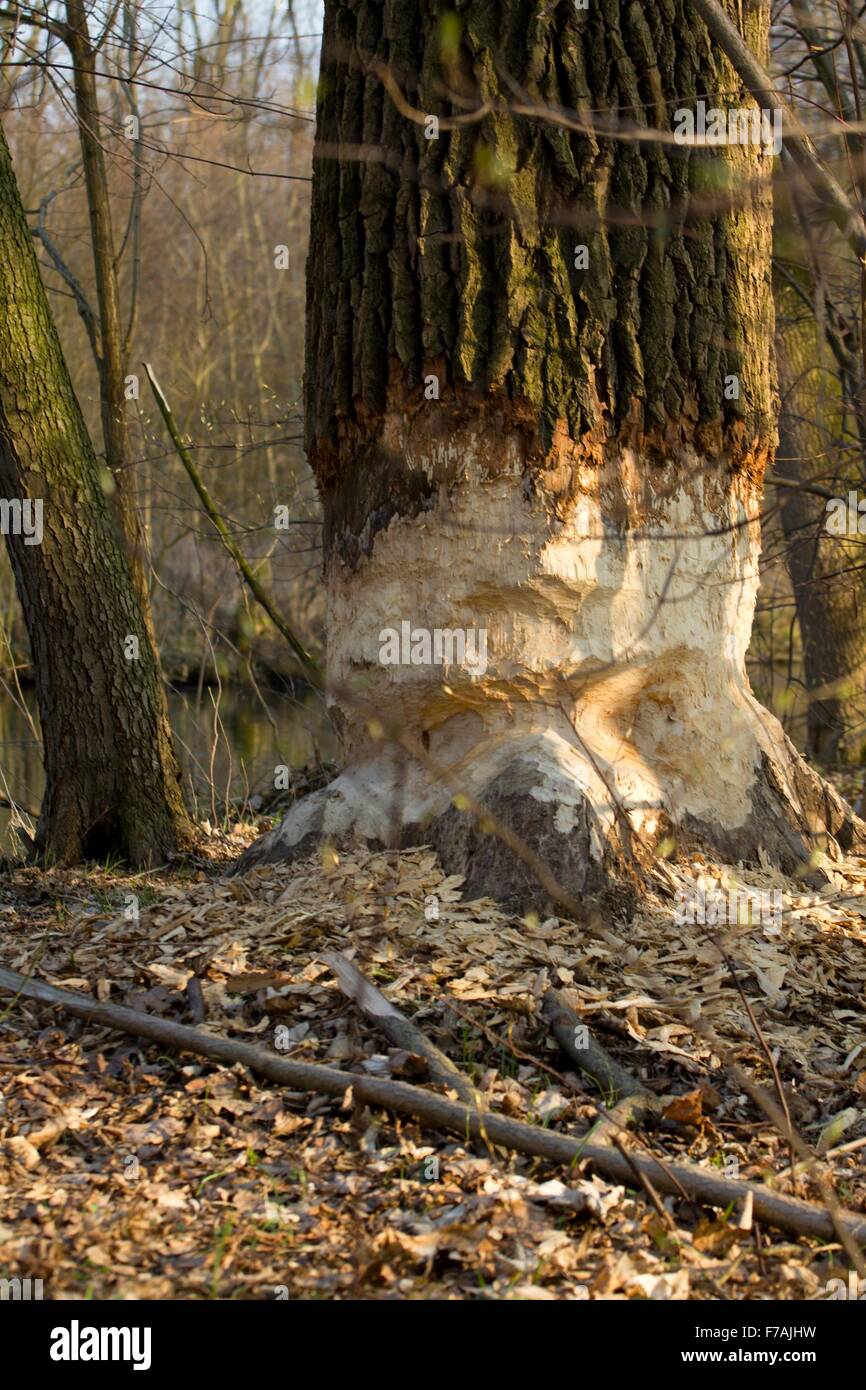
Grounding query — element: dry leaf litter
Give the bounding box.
[0,813,864,1300]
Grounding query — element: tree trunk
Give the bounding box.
[65,0,155,623]
[775,341,866,764]
[774,280,866,765]
[239,0,862,904]
[0,119,193,866]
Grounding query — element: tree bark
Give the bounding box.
[239,0,863,904]
[776,356,866,763]
[64,0,156,625]
[773,272,866,765]
[0,118,193,866]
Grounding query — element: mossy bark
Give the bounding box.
[0,120,193,866]
[306,0,775,559]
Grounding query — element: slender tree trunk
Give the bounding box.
[241,0,861,903]
[776,362,866,763]
[0,119,192,866]
[776,455,861,764]
[774,288,866,764]
[64,0,154,624]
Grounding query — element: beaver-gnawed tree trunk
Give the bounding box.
[0,120,192,866]
[239,0,862,905]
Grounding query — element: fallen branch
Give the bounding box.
[543,989,669,1151]
[681,1006,866,1279]
[587,1093,666,1147]
[1,965,863,1245]
[445,998,579,1093]
[0,794,38,820]
[542,990,654,1104]
[322,951,481,1106]
[143,362,323,688]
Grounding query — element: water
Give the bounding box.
[0,683,336,852]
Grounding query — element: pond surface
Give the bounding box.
[0,683,336,852]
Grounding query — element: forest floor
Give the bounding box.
[0,794,865,1301]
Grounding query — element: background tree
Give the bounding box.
[0,2,325,836]
[772,284,866,763]
[0,0,321,689]
[755,2,866,763]
[0,118,192,864]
